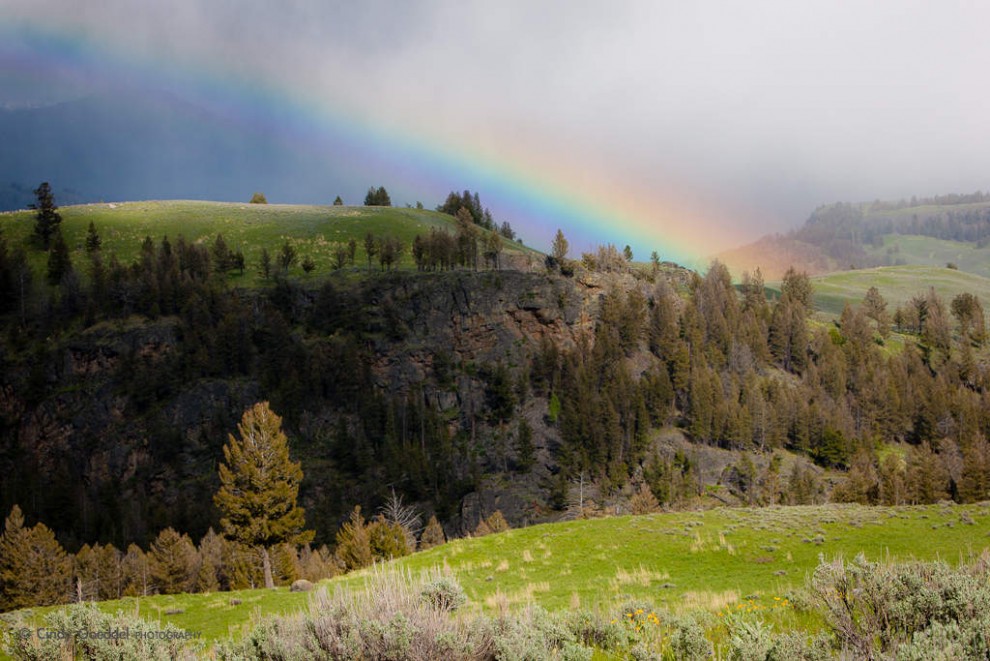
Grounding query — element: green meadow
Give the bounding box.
[0,200,539,286]
[808,265,990,316]
[6,502,988,654]
[866,234,990,278]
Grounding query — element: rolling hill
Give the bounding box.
[718,194,990,280]
[864,233,990,278]
[5,502,988,653]
[807,265,990,316]
[0,200,541,284]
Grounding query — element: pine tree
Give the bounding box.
[473,517,493,537]
[0,505,72,609]
[905,441,949,504]
[31,182,61,249]
[368,516,413,560]
[271,543,301,585]
[364,232,378,273]
[148,527,198,594]
[960,438,990,503]
[364,186,392,206]
[419,515,446,550]
[214,402,313,589]
[74,543,99,602]
[212,234,231,273]
[335,506,373,570]
[863,286,890,337]
[333,195,344,206]
[484,231,503,270]
[121,543,151,597]
[259,247,272,279]
[249,192,268,204]
[84,221,101,252]
[223,540,263,590]
[278,241,297,273]
[878,453,907,505]
[485,510,510,533]
[196,528,224,593]
[46,230,72,285]
[551,228,569,263]
[630,483,660,514]
[515,418,535,472]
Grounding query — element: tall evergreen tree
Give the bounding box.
[46,230,72,285]
[31,181,61,249]
[214,402,313,589]
[0,505,72,610]
[335,506,373,570]
[863,286,890,337]
[84,221,102,252]
[551,228,569,263]
[148,527,198,594]
[364,186,391,206]
[515,418,535,472]
[364,232,378,273]
[278,240,297,273]
[259,247,272,279]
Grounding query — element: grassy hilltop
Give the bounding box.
[6,502,989,656]
[0,200,540,285]
[808,264,990,317]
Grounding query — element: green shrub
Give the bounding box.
[727,617,774,660]
[811,553,990,658]
[420,575,467,612]
[766,632,833,661]
[668,613,714,659]
[2,603,201,660]
[565,609,626,651]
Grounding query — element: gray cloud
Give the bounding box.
[4,0,990,247]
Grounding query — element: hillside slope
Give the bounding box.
[809,265,990,316]
[9,503,988,645]
[718,194,990,280]
[0,200,542,282]
[864,234,990,277]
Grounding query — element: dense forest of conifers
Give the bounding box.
[2,208,990,608]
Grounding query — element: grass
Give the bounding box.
[806,265,990,316]
[0,200,541,286]
[7,502,989,655]
[865,234,990,278]
[394,503,990,615]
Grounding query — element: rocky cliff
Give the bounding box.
[0,267,676,547]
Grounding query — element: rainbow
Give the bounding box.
[0,19,755,269]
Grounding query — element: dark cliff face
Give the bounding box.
[363,270,594,393]
[0,269,633,548]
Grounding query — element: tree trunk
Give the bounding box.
[261,546,274,589]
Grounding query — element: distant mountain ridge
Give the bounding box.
[719,192,990,279]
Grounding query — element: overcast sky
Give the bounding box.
[3,1,990,254]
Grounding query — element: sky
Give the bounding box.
[2,1,990,263]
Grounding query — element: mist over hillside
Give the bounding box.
[719,192,990,280]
